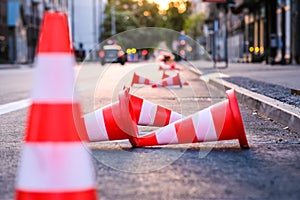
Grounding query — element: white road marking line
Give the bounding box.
[0,99,31,115]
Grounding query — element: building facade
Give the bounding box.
[72,0,107,61]
[0,0,69,64]
[204,0,300,65]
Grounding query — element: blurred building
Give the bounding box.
[203,0,300,65]
[72,0,106,61]
[0,0,69,64]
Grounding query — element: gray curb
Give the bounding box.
[209,77,300,133]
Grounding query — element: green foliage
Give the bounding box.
[184,13,206,40]
[101,0,192,43]
[101,10,139,40]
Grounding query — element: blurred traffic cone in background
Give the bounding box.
[131,72,155,86]
[15,11,98,200]
[152,73,183,88]
[159,62,181,71]
[84,88,183,142]
[132,89,249,148]
[162,71,189,86]
[84,88,138,142]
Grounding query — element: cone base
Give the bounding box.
[16,189,98,200]
[226,89,249,148]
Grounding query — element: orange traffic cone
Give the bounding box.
[84,88,183,142]
[161,71,189,86]
[131,72,155,86]
[132,89,249,148]
[84,88,139,142]
[152,73,183,88]
[158,62,181,71]
[15,11,98,200]
[129,92,183,126]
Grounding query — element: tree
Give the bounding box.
[164,1,191,32]
[184,13,206,40]
[101,0,163,41]
[101,10,139,40]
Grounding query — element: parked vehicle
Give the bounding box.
[99,45,126,65]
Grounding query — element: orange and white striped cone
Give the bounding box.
[131,72,155,86]
[129,92,183,126]
[132,89,249,148]
[161,71,189,86]
[84,88,183,142]
[158,62,181,71]
[15,11,98,200]
[152,73,183,88]
[84,88,139,142]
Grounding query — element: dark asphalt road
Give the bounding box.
[0,62,299,200]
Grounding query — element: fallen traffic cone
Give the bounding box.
[158,62,181,71]
[84,88,139,142]
[152,73,183,88]
[161,71,169,79]
[129,91,183,126]
[84,88,183,142]
[162,71,189,86]
[15,11,98,200]
[131,72,155,86]
[132,89,249,148]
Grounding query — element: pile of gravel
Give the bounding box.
[223,76,300,108]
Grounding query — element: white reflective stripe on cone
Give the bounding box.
[192,107,218,142]
[156,124,178,144]
[138,99,157,126]
[139,76,145,83]
[169,111,183,124]
[32,53,77,103]
[84,107,109,141]
[16,142,96,191]
[166,78,173,85]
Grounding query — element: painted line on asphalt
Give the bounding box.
[0,99,31,115]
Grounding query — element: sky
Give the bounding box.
[148,0,188,11]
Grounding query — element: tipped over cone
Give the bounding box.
[15,11,98,200]
[84,88,139,142]
[162,72,189,86]
[131,72,155,86]
[152,73,183,88]
[158,62,181,71]
[84,88,183,142]
[132,89,249,148]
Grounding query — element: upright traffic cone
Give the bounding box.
[15,11,98,200]
[132,89,249,148]
[162,71,189,86]
[152,73,183,88]
[131,72,155,86]
[84,88,183,142]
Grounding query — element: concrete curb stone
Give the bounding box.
[209,78,300,133]
[187,67,300,133]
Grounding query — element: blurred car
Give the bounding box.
[157,51,174,62]
[99,45,126,65]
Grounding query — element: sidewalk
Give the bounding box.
[187,60,300,133]
[188,60,300,90]
[0,64,33,69]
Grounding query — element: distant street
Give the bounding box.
[1,61,300,199]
